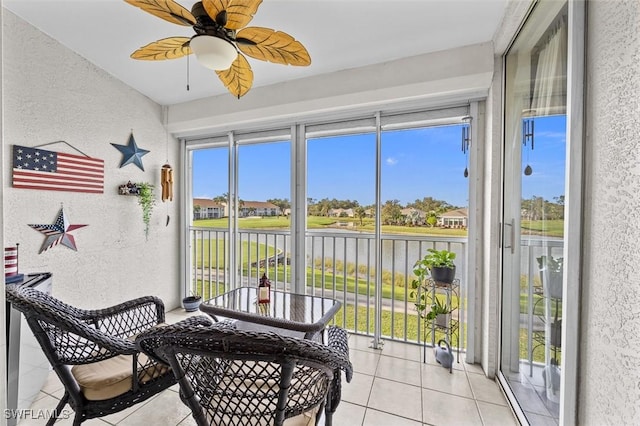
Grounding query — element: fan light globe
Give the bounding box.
[190,35,237,70]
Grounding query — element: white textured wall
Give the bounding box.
[168,42,495,136]
[0,5,7,425]
[2,11,181,310]
[580,0,640,424]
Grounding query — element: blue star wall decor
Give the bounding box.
[29,208,88,254]
[111,132,150,171]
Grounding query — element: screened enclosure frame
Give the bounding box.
[180,101,482,353]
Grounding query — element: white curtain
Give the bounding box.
[531,17,567,116]
[531,16,567,405]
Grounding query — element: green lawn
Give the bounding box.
[193,239,277,268]
[521,219,564,238]
[194,216,469,236]
[193,216,335,229]
[331,304,461,347]
[194,216,559,238]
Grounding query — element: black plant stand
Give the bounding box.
[421,278,460,372]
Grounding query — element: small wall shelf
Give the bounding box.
[118,181,142,195]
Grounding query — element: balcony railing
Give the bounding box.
[188,227,561,360]
[519,237,564,372]
[188,226,467,349]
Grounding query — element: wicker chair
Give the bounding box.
[136,322,353,426]
[5,284,211,425]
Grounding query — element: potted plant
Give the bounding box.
[536,254,563,299]
[427,297,452,328]
[416,248,456,284]
[410,262,453,327]
[182,292,202,312]
[410,255,432,319]
[137,182,155,240]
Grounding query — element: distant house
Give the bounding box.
[193,198,225,219]
[438,208,468,228]
[238,201,280,217]
[401,207,426,219]
[193,199,282,218]
[328,208,354,218]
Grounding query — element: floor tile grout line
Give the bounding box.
[30,317,510,426]
[463,367,488,426]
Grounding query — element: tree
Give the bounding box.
[381,200,403,225]
[407,209,423,226]
[355,206,366,226]
[212,193,227,204]
[408,196,454,215]
[521,195,565,221]
[267,198,291,217]
[426,213,438,227]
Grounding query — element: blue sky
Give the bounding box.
[192,116,566,207]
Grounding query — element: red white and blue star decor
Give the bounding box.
[28,208,88,254]
[111,132,150,171]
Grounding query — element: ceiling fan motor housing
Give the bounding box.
[191,2,233,40]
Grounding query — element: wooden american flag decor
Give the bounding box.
[12,145,104,194]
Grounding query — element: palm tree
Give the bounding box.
[212,193,228,204]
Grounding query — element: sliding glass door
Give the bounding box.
[500,1,569,424]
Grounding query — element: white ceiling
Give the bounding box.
[4,0,508,106]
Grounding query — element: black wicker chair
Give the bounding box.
[136,322,353,426]
[5,284,211,425]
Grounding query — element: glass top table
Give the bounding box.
[200,287,341,339]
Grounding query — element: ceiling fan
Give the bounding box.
[124,0,311,98]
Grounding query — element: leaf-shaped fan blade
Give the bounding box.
[124,0,196,26]
[131,37,192,60]
[237,27,311,66]
[202,0,262,30]
[216,53,254,98]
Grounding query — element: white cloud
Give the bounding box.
[386,157,398,166]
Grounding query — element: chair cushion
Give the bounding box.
[71,324,170,401]
[71,351,169,401]
[284,410,316,425]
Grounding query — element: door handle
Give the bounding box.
[504,219,515,254]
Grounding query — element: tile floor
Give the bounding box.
[18,309,519,426]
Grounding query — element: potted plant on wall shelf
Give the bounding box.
[137,182,155,240]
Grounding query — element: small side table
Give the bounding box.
[200,287,342,340]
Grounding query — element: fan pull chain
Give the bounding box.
[186,55,190,91]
